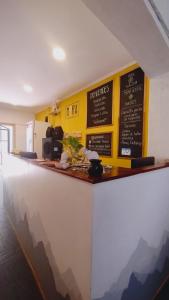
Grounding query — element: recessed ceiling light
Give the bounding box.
[52,47,66,61]
[23,84,33,93]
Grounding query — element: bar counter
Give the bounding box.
[2,155,169,300]
[19,156,169,184]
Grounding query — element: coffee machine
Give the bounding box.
[42,126,64,160]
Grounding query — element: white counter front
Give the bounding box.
[2,156,169,300]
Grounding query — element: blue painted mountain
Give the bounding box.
[133,272,147,284]
[121,256,169,300]
[121,237,169,300]
[94,232,169,300]
[156,234,169,272]
[94,238,158,300]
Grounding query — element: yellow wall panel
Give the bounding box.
[36,64,149,168]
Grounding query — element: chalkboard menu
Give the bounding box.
[87,81,113,127]
[86,133,112,156]
[118,68,144,158]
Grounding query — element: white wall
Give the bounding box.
[0,107,34,151]
[0,171,3,207]
[3,156,92,300]
[92,168,169,299]
[148,72,169,161]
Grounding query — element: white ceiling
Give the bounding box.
[2,0,169,111]
[151,0,169,30]
[82,0,169,78]
[0,0,133,110]
[148,0,169,39]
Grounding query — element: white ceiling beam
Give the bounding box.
[82,0,169,77]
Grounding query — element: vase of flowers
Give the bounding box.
[60,136,83,164]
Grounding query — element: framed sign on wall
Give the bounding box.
[118,67,145,158]
[65,102,79,118]
[87,81,113,128]
[86,132,112,157]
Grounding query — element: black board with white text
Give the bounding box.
[87,81,113,128]
[86,133,112,157]
[118,67,145,158]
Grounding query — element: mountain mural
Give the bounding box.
[3,187,83,300]
[94,233,169,300]
[154,274,169,300]
[122,257,169,300]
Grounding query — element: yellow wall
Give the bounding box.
[36,64,149,168]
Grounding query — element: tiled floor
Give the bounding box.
[0,207,43,300]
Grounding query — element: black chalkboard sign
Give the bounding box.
[118,68,144,158]
[86,133,112,156]
[87,81,113,127]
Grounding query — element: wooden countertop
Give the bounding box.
[21,157,169,184]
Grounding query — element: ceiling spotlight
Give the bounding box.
[23,84,33,93]
[53,47,66,61]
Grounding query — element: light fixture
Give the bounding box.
[52,47,66,61]
[23,84,33,93]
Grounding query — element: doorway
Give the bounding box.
[0,124,13,164]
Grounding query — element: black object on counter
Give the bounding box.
[20,152,37,159]
[46,126,64,140]
[131,156,155,168]
[42,137,63,160]
[53,126,64,140]
[46,127,54,138]
[44,126,64,160]
[88,159,103,177]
